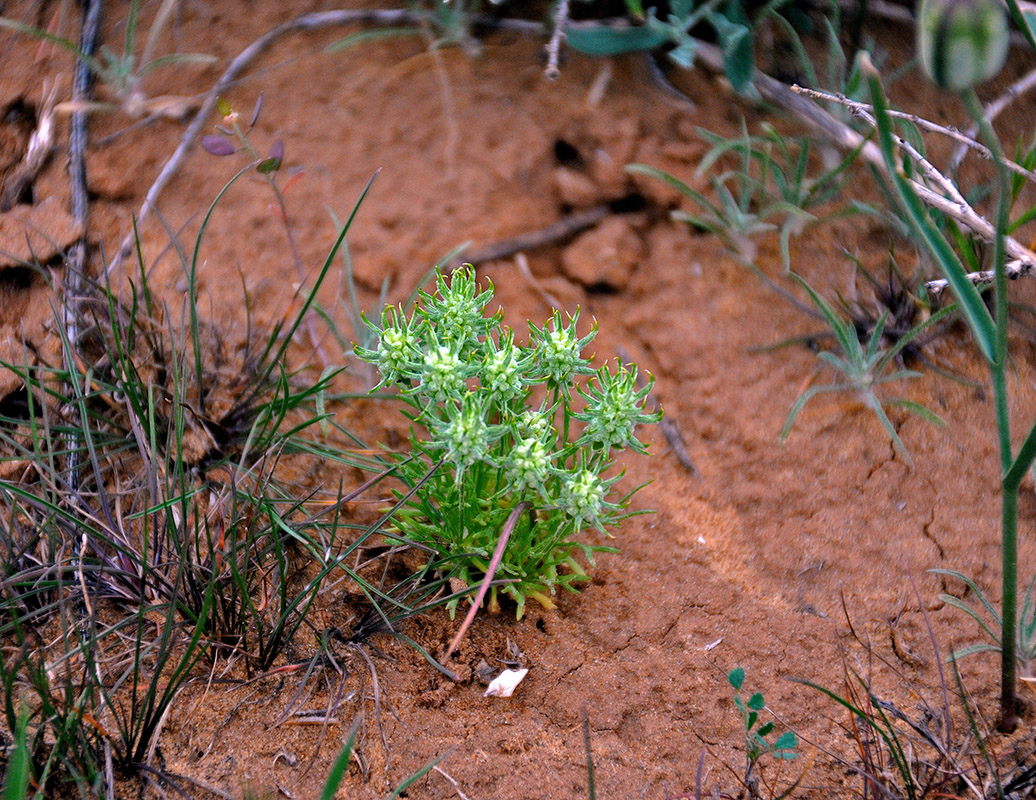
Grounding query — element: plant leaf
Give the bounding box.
[863,58,996,362]
[201,134,235,157]
[706,9,753,93]
[566,23,670,56]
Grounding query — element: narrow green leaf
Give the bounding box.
[3,710,29,800]
[863,60,996,362]
[774,731,798,751]
[386,753,449,798]
[321,718,362,800]
[325,27,421,53]
[566,24,670,56]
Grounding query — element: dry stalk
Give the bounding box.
[62,0,103,496]
[545,0,572,80]
[794,86,1036,188]
[951,66,1036,170]
[778,85,1036,294]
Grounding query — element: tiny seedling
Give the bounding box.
[357,265,660,618]
[728,667,798,797]
[780,273,950,466]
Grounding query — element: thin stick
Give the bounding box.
[795,85,1036,187]
[545,0,571,80]
[443,501,531,662]
[63,0,103,495]
[452,205,610,268]
[951,66,1036,170]
[433,766,475,800]
[925,259,1034,294]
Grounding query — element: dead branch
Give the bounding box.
[63,0,103,494]
[785,86,1036,294]
[545,0,571,80]
[455,204,610,268]
[795,86,1036,188]
[951,66,1036,170]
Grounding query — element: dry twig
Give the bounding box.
[794,86,1036,188]
[786,85,1036,294]
[455,204,610,268]
[106,8,419,276]
[951,66,1036,170]
[545,0,571,80]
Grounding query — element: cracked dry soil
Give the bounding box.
[3,2,1036,797]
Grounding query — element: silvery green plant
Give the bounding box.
[357,266,660,619]
[868,0,1029,731]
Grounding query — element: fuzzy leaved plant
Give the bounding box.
[357,266,660,618]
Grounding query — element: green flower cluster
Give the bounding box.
[357,266,660,618]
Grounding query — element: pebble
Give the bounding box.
[552,166,601,208]
[560,217,643,292]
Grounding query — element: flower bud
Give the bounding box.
[917,0,1008,91]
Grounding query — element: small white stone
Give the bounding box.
[483,668,529,698]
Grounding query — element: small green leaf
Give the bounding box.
[256,156,281,174]
[566,24,670,56]
[706,1,754,93]
[729,667,745,690]
[668,40,698,68]
[747,692,765,711]
[774,731,798,752]
[216,97,233,117]
[757,721,775,737]
[747,711,758,729]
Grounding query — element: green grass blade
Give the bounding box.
[884,399,946,427]
[931,569,1003,622]
[3,709,30,800]
[863,59,996,362]
[320,717,362,800]
[780,384,845,442]
[386,753,449,799]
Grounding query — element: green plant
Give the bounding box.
[933,569,1036,678]
[864,0,1032,726]
[779,274,950,465]
[727,667,799,798]
[0,156,422,795]
[566,0,765,94]
[356,265,660,618]
[629,121,859,268]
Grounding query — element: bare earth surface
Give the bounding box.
[3,1,1036,798]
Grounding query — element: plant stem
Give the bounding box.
[963,88,1018,732]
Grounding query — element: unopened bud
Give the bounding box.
[917,0,1008,91]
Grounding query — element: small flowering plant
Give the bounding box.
[357,266,660,618]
